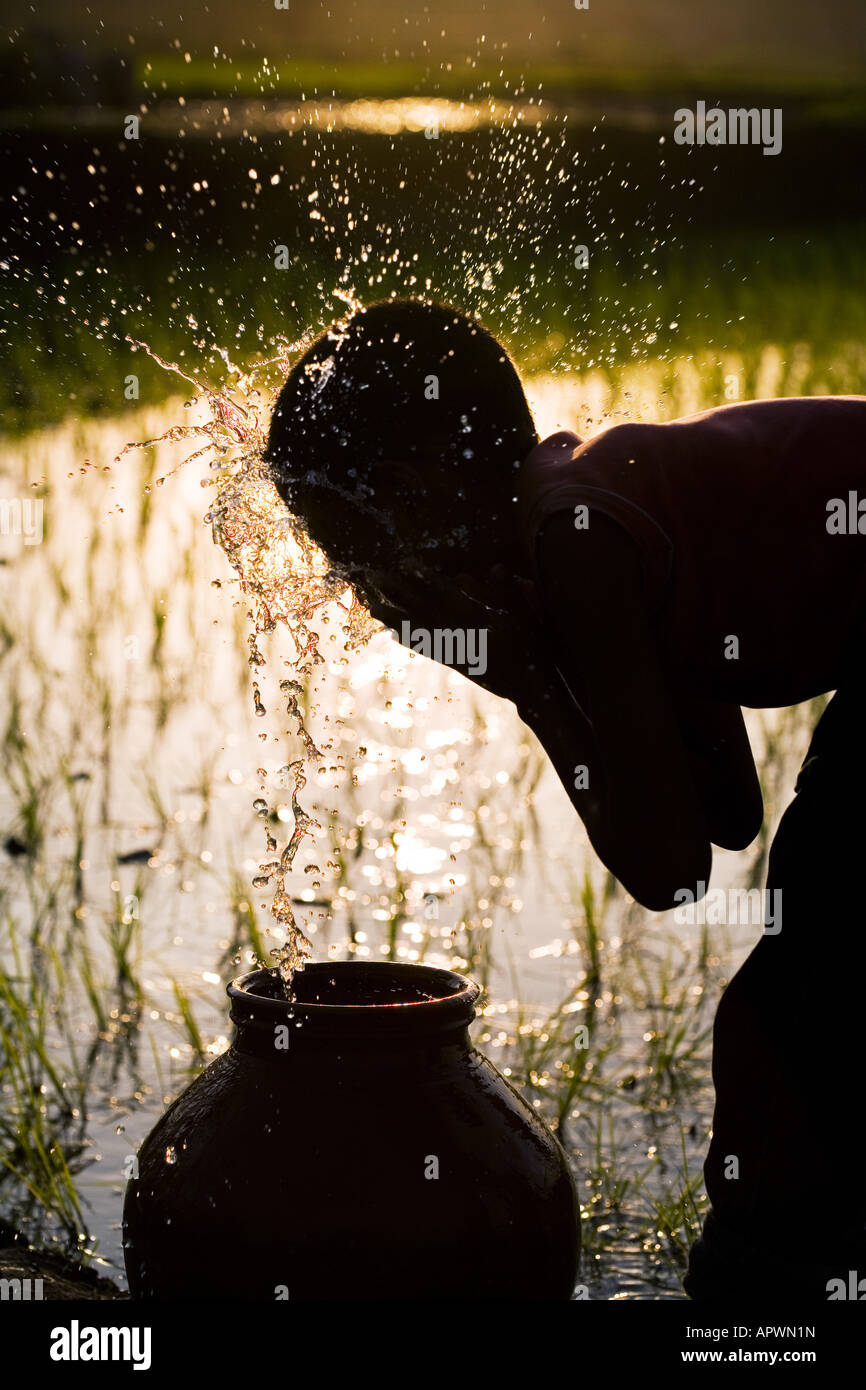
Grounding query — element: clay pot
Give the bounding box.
[123,961,580,1299]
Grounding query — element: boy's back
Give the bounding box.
[520,396,866,707]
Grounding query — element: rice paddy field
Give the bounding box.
[1,88,864,1299]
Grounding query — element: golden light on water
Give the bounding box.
[142,96,552,139]
[288,97,548,135]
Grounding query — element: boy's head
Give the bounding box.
[265,299,537,611]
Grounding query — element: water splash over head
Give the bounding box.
[113,318,379,991]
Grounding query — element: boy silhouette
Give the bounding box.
[267,298,866,1300]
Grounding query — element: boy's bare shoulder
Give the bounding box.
[578,396,866,455]
[578,397,866,467]
[666,394,866,432]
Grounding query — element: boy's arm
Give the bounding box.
[671,696,763,851]
[533,511,713,911]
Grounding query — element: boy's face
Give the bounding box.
[363,564,451,632]
[330,447,529,631]
[362,556,516,640]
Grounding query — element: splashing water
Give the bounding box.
[112,324,379,992]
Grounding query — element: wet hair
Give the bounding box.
[265,298,537,583]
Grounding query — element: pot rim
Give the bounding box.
[227,960,480,1036]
